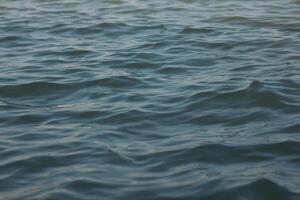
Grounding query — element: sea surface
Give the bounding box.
[0,0,300,199]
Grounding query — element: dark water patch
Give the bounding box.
[93,109,153,125]
[64,178,117,194]
[47,23,73,34]
[215,16,254,24]
[0,75,145,98]
[1,113,50,126]
[177,80,300,116]
[156,66,188,74]
[139,141,300,168]
[187,110,272,126]
[0,81,71,98]
[185,58,218,67]
[0,35,23,43]
[180,27,216,34]
[280,123,300,133]
[86,75,145,89]
[195,179,298,200]
[230,64,257,72]
[31,48,94,58]
[114,62,160,69]
[0,154,75,175]
[157,179,299,200]
[72,22,129,35]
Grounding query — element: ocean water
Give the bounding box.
[0,0,300,199]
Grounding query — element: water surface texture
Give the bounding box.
[1,0,300,199]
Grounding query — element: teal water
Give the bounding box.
[1,0,300,199]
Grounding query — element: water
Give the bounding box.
[0,0,300,199]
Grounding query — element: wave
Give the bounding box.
[73,22,129,34]
[194,179,298,200]
[49,22,168,36]
[180,80,300,114]
[0,35,23,42]
[134,141,300,168]
[156,66,188,74]
[0,75,144,98]
[180,27,216,34]
[30,48,94,58]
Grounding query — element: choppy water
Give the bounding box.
[1,0,300,199]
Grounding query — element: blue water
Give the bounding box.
[1,0,300,199]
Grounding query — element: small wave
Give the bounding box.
[0,35,23,42]
[199,179,298,200]
[280,123,300,133]
[47,23,73,34]
[65,178,115,192]
[73,22,129,34]
[130,52,165,61]
[0,81,67,98]
[114,62,160,69]
[31,48,94,58]
[85,75,144,88]
[135,141,300,170]
[0,75,144,98]
[156,66,188,74]
[230,64,256,72]
[1,113,50,126]
[96,109,151,125]
[216,16,252,23]
[180,27,216,34]
[185,58,218,67]
[181,80,300,115]
[0,149,92,176]
[48,22,129,35]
